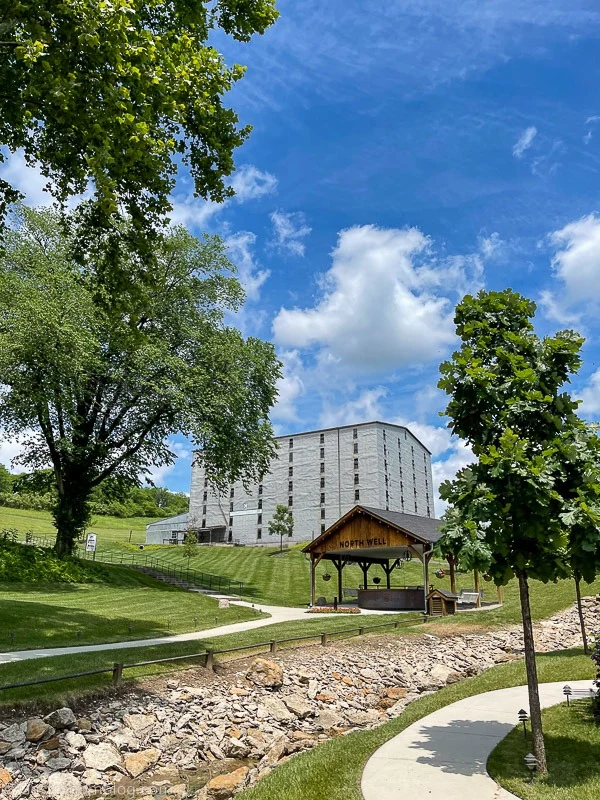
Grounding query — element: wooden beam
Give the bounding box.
[474,569,481,608]
[310,553,324,606]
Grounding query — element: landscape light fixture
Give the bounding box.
[563,685,572,706]
[524,753,538,783]
[518,708,528,738]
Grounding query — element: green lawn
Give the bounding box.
[488,700,600,800]
[239,649,595,800]
[0,614,421,707]
[3,504,600,623]
[0,565,262,651]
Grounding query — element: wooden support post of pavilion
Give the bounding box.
[310,553,324,606]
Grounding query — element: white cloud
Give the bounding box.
[0,150,53,207]
[478,232,503,259]
[269,211,312,256]
[512,126,537,158]
[230,165,278,201]
[577,369,600,416]
[170,164,277,231]
[320,387,388,428]
[432,440,476,515]
[0,436,27,473]
[225,231,270,302]
[272,224,485,374]
[272,350,306,423]
[541,214,600,319]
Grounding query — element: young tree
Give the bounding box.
[182,531,198,570]
[0,206,281,555]
[0,0,278,243]
[439,289,586,774]
[437,507,492,595]
[268,504,294,553]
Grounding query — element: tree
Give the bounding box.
[438,289,587,774]
[0,0,278,245]
[0,206,281,555]
[268,504,294,552]
[437,507,492,595]
[182,531,198,569]
[0,465,13,494]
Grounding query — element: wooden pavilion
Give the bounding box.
[303,505,447,613]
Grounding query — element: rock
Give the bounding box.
[315,709,344,729]
[245,658,283,689]
[203,766,249,799]
[25,718,51,743]
[108,727,140,751]
[1,723,25,744]
[166,784,188,800]
[0,741,13,755]
[39,737,61,751]
[47,773,84,800]
[47,757,73,771]
[224,737,250,759]
[230,686,251,697]
[64,731,87,750]
[261,738,286,768]
[385,687,408,700]
[430,664,461,685]
[10,779,32,799]
[83,742,123,771]
[124,748,161,778]
[218,599,230,609]
[0,768,12,786]
[283,695,313,719]
[44,708,76,730]
[76,718,93,732]
[257,696,293,722]
[123,713,156,736]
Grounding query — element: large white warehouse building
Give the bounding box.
[146,421,434,546]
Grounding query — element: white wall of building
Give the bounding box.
[188,421,434,546]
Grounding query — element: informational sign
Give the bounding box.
[85,533,97,553]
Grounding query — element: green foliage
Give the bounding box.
[438,289,589,586]
[0,0,278,245]
[0,465,13,494]
[182,531,198,564]
[0,535,110,583]
[0,207,281,554]
[268,503,294,549]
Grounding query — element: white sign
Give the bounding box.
[230,508,259,517]
[85,533,97,552]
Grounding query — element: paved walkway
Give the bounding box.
[0,600,401,664]
[361,680,595,800]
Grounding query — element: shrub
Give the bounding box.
[0,536,109,584]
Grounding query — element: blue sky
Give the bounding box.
[3,0,600,510]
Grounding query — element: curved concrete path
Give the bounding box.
[362,680,595,800]
[0,600,402,664]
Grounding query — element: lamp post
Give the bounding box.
[524,753,538,783]
[563,685,572,706]
[518,708,528,739]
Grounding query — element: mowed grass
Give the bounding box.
[488,700,600,800]
[0,565,262,652]
[3,505,600,624]
[239,649,595,800]
[0,614,422,707]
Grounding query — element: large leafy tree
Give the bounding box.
[0,0,278,238]
[438,289,587,774]
[0,206,281,555]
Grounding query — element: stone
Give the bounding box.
[25,719,51,743]
[283,694,313,719]
[1,723,25,743]
[83,742,123,771]
[47,757,73,771]
[76,718,93,732]
[0,768,12,786]
[108,727,140,751]
[261,738,286,768]
[230,687,251,697]
[257,696,293,722]
[224,737,250,759]
[245,658,283,689]
[166,784,188,800]
[218,599,230,609]
[47,772,84,800]
[124,748,161,778]
[430,664,461,685]
[203,766,249,799]
[123,713,156,736]
[0,741,12,755]
[40,737,61,751]
[64,731,87,750]
[44,708,76,730]
[10,779,32,799]
[385,687,408,700]
[315,709,344,729]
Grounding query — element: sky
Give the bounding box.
[3,0,600,511]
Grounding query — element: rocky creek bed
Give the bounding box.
[0,596,598,800]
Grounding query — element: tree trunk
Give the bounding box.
[574,572,589,655]
[517,569,548,774]
[53,471,92,557]
[448,555,456,594]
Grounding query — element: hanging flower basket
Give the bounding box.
[372,576,381,585]
[322,573,331,582]
[483,573,492,582]
[434,568,446,579]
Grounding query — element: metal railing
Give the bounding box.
[0,615,425,694]
[16,534,244,595]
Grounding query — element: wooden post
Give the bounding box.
[321,632,328,646]
[112,663,123,686]
[386,560,391,589]
[448,555,456,595]
[497,584,503,605]
[205,650,214,671]
[269,640,277,654]
[311,555,316,606]
[474,570,481,608]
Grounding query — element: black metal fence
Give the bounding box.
[0,615,425,694]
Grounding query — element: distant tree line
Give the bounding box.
[0,466,188,519]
